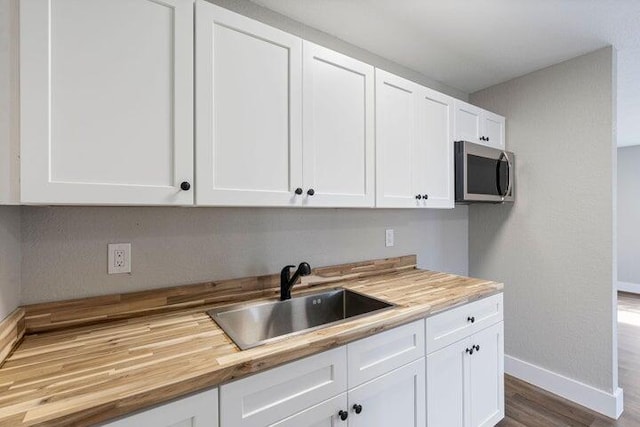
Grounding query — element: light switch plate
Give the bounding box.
[385,229,394,247]
[108,243,131,274]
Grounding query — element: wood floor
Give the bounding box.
[498,292,640,426]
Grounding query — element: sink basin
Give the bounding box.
[207,288,394,350]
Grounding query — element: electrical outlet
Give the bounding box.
[385,229,394,247]
[108,243,131,274]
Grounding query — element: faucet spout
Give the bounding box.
[280,262,311,300]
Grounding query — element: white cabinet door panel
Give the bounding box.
[454,101,482,144]
[270,394,347,427]
[302,42,374,207]
[20,0,193,205]
[416,87,454,208]
[469,322,504,427]
[220,347,347,427]
[195,1,302,206]
[101,388,218,427]
[347,320,424,388]
[375,69,420,208]
[483,112,505,149]
[348,358,425,427]
[426,338,468,427]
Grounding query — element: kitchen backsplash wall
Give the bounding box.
[21,206,468,304]
[469,47,617,393]
[0,206,20,319]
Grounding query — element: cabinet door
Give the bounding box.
[375,69,420,208]
[20,0,194,205]
[426,338,469,427]
[468,322,504,427]
[348,359,425,427]
[270,394,348,427]
[302,42,374,208]
[415,87,454,209]
[102,388,218,427]
[195,1,303,206]
[482,112,505,149]
[454,101,482,144]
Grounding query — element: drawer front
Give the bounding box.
[426,293,503,354]
[347,320,425,388]
[220,347,347,427]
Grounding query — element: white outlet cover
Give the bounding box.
[108,243,131,274]
[385,229,394,247]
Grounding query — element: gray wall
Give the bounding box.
[0,206,20,319]
[618,145,640,284]
[207,0,467,101]
[21,206,469,303]
[469,48,617,392]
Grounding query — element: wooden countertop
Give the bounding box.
[0,256,502,426]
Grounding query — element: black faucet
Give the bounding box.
[280,262,312,300]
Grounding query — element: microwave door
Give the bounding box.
[465,153,504,202]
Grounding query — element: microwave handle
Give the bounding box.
[499,151,513,202]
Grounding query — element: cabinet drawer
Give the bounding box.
[220,347,347,427]
[269,393,347,427]
[426,293,502,354]
[347,320,425,388]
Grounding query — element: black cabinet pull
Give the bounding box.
[415,195,422,200]
[467,316,475,323]
[307,188,315,196]
[338,410,349,421]
[422,194,429,200]
[180,181,191,191]
[466,347,474,355]
[353,404,363,414]
[294,188,303,195]
[474,344,480,352]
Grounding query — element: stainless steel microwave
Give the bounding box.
[455,141,515,203]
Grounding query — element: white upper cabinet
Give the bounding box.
[454,101,483,144]
[454,100,505,149]
[20,0,194,205]
[376,70,454,208]
[302,42,375,207]
[195,1,303,207]
[416,87,454,208]
[482,111,506,149]
[375,70,420,208]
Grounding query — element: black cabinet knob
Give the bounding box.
[487,137,490,141]
[294,187,303,195]
[180,181,191,191]
[467,316,475,323]
[353,404,363,414]
[415,195,422,200]
[474,344,480,352]
[307,188,315,196]
[338,410,348,421]
[466,347,474,355]
[422,194,428,200]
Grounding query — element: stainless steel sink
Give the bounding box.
[207,288,394,350]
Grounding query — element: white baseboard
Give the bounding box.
[618,281,640,294]
[505,355,624,419]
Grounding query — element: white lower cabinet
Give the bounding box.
[348,358,425,427]
[101,388,218,427]
[426,321,504,427]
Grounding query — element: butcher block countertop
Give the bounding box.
[0,255,502,426]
